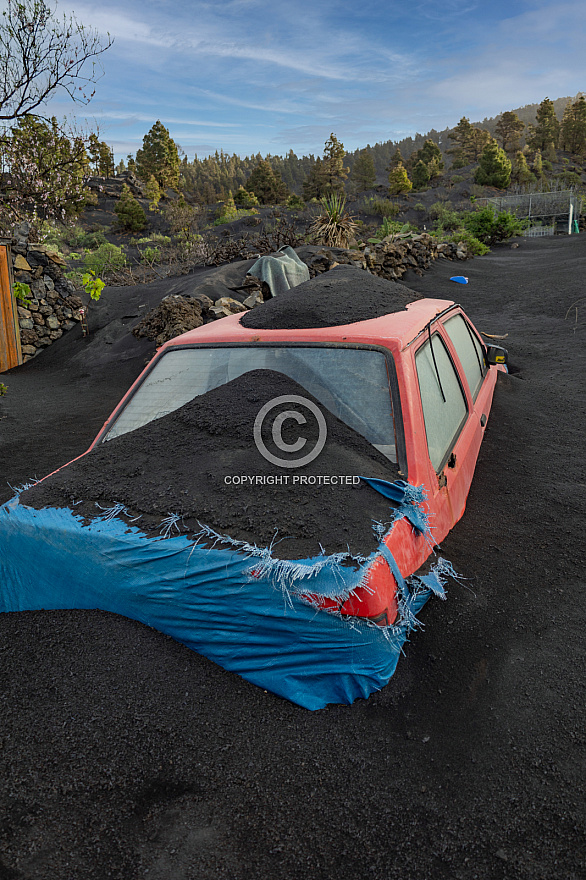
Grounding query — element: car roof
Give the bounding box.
[160,297,458,355]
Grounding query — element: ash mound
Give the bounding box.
[240,264,423,330]
[22,370,400,559]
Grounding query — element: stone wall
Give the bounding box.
[9,223,84,362]
[297,233,469,282]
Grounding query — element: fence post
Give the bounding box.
[0,242,23,372]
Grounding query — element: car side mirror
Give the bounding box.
[485,344,508,366]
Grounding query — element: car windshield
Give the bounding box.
[102,345,398,462]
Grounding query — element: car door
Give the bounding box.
[412,323,480,538]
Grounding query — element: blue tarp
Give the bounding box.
[0,487,451,709]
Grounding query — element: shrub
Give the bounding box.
[474,141,511,188]
[114,184,147,232]
[83,243,126,274]
[131,233,171,246]
[451,174,465,184]
[214,193,239,225]
[368,219,414,242]
[140,246,160,263]
[444,228,490,256]
[361,197,400,218]
[462,207,523,245]
[286,193,305,210]
[429,202,461,231]
[310,193,358,247]
[234,186,259,208]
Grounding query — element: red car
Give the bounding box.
[93,293,507,627]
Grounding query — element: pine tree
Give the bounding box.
[351,149,376,192]
[245,160,288,204]
[495,111,525,153]
[387,148,404,171]
[448,118,491,166]
[528,98,560,153]
[302,158,327,200]
[145,175,162,212]
[411,160,431,190]
[511,151,534,185]
[474,140,511,188]
[115,184,147,232]
[559,95,586,155]
[135,121,180,189]
[415,140,444,176]
[322,133,349,194]
[532,150,544,178]
[447,117,475,167]
[388,162,412,194]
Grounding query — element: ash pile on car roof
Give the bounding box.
[21,370,400,559]
[240,264,423,330]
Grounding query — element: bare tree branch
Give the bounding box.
[0,0,113,122]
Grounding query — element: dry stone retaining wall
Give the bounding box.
[10,223,84,361]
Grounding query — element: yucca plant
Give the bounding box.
[310,193,358,248]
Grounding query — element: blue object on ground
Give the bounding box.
[0,489,451,709]
[450,276,469,284]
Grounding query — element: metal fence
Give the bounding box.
[483,190,580,234]
[522,224,556,238]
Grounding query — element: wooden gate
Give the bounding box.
[0,243,22,373]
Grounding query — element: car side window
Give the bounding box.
[415,333,467,472]
[444,314,485,401]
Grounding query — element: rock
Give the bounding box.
[214,296,247,314]
[45,315,61,330]
[48,329,63,340]
[32,313,45,326]
[39,304,53,316]
[20,344,37,356]
[43,275,55,290]
[191,293,214,311]
[18,318,34,330]
[30,280,46,298]
[19,330,38,346]
[13,255,32,271]
[208,305,231,319]
[243,292,263,309]
[132,295,203,346]
[47,251,67,268]
[17,306,31,319]
[62,321,77,331]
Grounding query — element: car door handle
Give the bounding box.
[480,413,487,427]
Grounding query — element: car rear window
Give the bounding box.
[103,345,398,463]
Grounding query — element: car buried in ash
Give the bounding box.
[94,287,507,627]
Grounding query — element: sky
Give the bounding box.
[28,0,586,161]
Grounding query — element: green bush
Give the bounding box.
[214,193,239,225]
[462,206,523,245]
[451,174,466,184]
[286,193,305,210]
[369,219,416,242]
[361,197,400,218]
[429,202,461,231]
[115,184,147,232]
[234,186,259,208]
[131,234,171,246]
[140,246,160,263]
[444,228,490,256]
[83,243,126,274]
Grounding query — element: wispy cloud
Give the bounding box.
[40,0,586,158]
